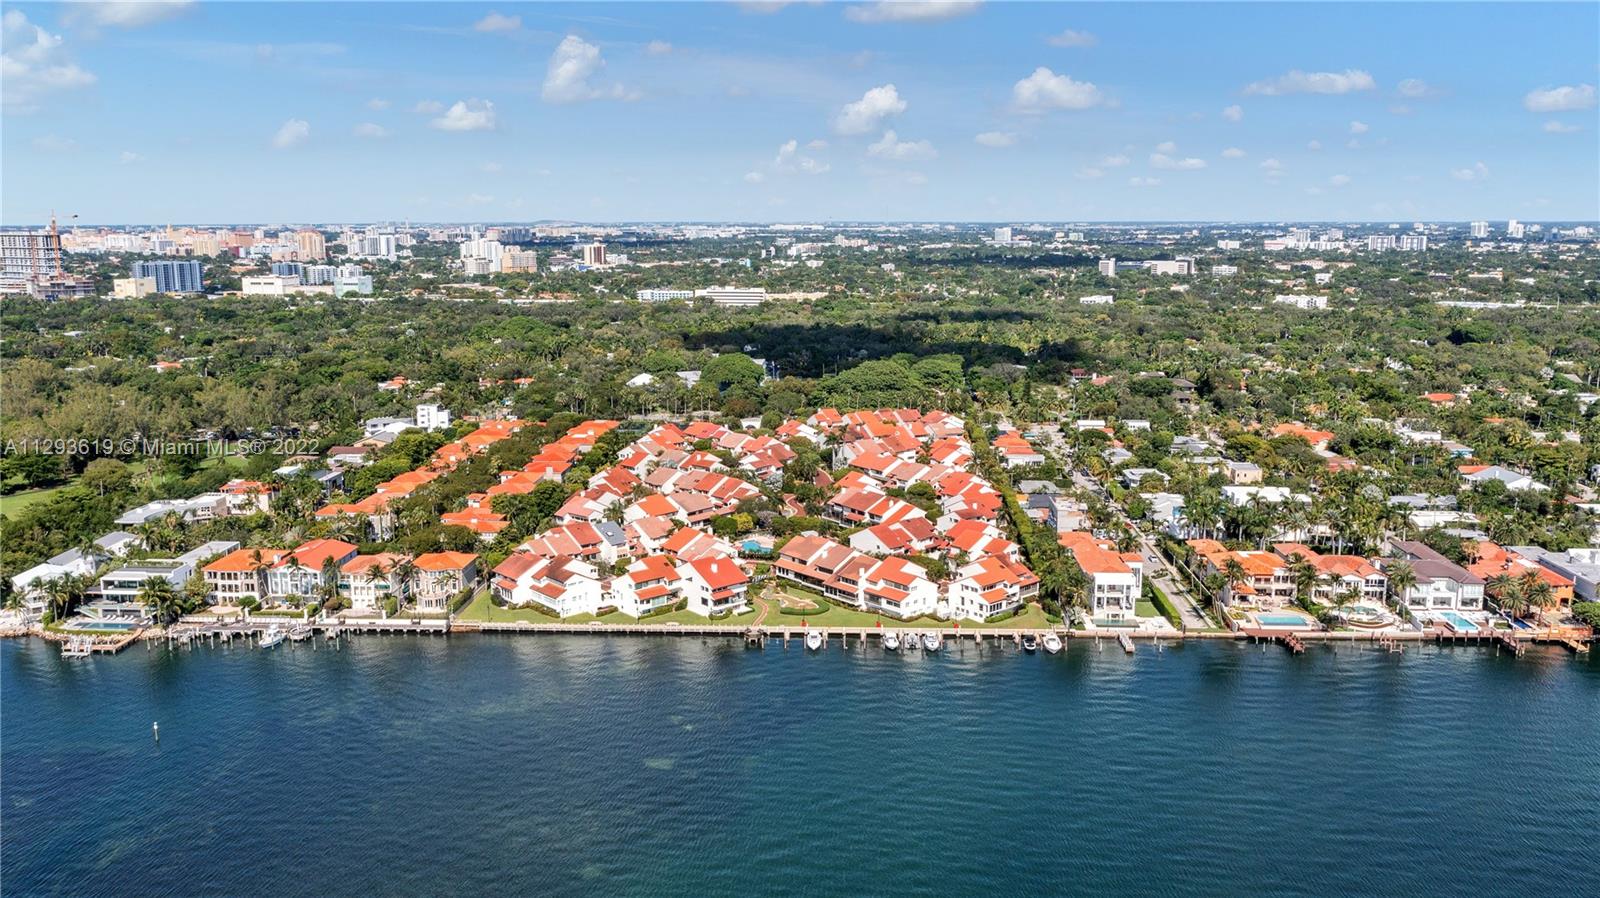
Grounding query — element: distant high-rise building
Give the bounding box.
[1098,258,1117,277]
[1470,221,1489,239]
[500,250,538,273]
[270,262,305,280]
[1399,234,1429,251]
[993,227,1013,245]
[580,242,607,266]
[1366,235,1396,252]
[1507,220,1525,239]
[295,229,327,261]
[131,260,204,294]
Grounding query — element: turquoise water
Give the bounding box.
[4,636,1597,897]
[1256,613,1310,626]
[1439,611,1479,632]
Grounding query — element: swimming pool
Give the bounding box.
[1257,613,1310,627]
[65,619,138,632]
[1438,611,1478,633]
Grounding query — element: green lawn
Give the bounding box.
[456,593,759,627]
[0,485,66,517]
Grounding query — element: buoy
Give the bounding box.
[152,721,160,741]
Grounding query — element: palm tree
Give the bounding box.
[1328,583,1361,628]
[319,555,343,609]
[43,574,89,623]
[1517,571,1553,623]
[1385,561,1418,610]
[1289,554,1320,609]
[1221,557,1249,602]
[139,577,183,627]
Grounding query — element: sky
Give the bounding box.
[2,1,1598,224]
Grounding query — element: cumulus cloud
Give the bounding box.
[1011,67,1103,112]
[542,35,638,103]
[1128,176,1160,188]
[2,10,97,112]
[1307,139,1323,151]
[271,118,310,148]
[431,99,496,131]
[63,1,194,29]
[353,122,389,138]
[868,129,937,160]
[119,150,142,164]
[367,98,390,110]
[1260,158,1285,178]
[772,139,830,174]
[974,130,1016,147]
[1523,84,1595,112]
[474,12,522,33]
[1154,140,1177,153]
[1543,120,1580,134]
[834,83,906,134]
[1222,104,1243,122]
[1451,161,1489,181]
[1075,167,1104,179]
[1100,154,1130,167]
[1150,152,1206,170]
[1349,120,1369,134]
[845,1,981,24]
[414,99,444,114]
[646,40,673,55]
[1243,68,1375,96]
[1221,147,1246,159]
[1329,173,1352,187]
[743,171,766,183]
[1046,29,1096,48]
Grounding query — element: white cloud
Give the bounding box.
[1222,104,1243,122]
[1101,154,1130,167]
[1243,68,1375,96]
[2,10,97,113]
[845,2,981,24]
[414,99,444,114]
[1154,140,1177,153]
[1349,120,1369,134]
[431,99,496,131]
[833,83,906,134]
[772,139,830,174]
[542,35,638,103]
[974,130,1016,147]
[743,171,766,183]
[1396,78,1435,99]
[63,1,194,29]
[806,138,829,150]
[1128,176,1160,188]
[1150,152,1206,170]
[367,98,390,111]
[868,129,937,160]
[119,150,142,164]
[1075,167,1104,179]
[271,118,310,149]
[1522,84,1595,113]
[1010,67,1103,113]
[1260,158,1285,178]
[474,12,522,33]
[1221,147,1246,159]
[1451,161,1489,181]
[1046,29,1096,48]
[353,122,389,138]
[1543,120,1580,134]
[1307,139,1322,151]
[646,40,673,55]
[1329,173,1352,187]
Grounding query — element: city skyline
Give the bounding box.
[3,1,1598,223]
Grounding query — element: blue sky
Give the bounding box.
[3,1,1597,224]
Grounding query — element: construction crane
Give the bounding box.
[48,211,79,275]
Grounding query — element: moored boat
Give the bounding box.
[805,630,824,651]
[921,633,942,652]
[1042,632,1063,654]
[1022,634,1039,653]
[882,632,900,651]
[288,623,313,642]
[259,625,286,649]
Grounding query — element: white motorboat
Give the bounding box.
[287,623,313,642]
[258,625,286,649]
[921,633,942,652]
[1022,634,1039,653]
[902,632,918,650]
[805,630,824,651]
[881,632,900,651]
[1042,632,1064,654]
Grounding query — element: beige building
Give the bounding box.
[296,230,327,261]
[113,276,158,299]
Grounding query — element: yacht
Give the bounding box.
[805,630,824,652]
[881,632,900,651]
[258,625,286,649]
[288,623,313,642]
[1042,632,1063,654]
